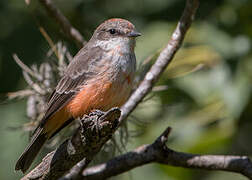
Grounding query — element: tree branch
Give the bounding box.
[81,127,252,179]
[21,108,121,180]
[119,0,199,123]
[39,0,86,47]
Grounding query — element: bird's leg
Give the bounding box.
[79,109,105,144]
[89,109,105,118]
[78,108,121,146]
[89,109,105,136]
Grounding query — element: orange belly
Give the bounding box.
[44,76,131,136]
[66,78,131,118]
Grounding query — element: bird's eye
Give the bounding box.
[109,29,116,34]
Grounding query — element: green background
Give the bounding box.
[0,0,252,179]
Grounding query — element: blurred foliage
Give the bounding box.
[0,0,252,179]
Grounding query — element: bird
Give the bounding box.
[15,18,141,173]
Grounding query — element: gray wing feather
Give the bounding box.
[39,46,103,127]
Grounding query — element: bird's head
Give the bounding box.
[91,18,141,52]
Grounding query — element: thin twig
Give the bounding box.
[39,0,86,47]
[22,71,46,95]
[7,89,34,99]
[13,54,41,80]
[39,27,59,59]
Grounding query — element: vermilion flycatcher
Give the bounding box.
[15,18,141,173]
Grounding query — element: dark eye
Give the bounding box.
[109,29,116,34]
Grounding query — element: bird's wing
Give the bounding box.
[39,46,103,127]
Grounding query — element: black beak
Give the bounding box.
[127,30,141,37]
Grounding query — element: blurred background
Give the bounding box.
[0,0,252,179]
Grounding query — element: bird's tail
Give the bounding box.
[15,127,47,173]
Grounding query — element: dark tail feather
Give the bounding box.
[15,128,47,173]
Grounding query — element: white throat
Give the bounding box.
[94,37,135,54]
